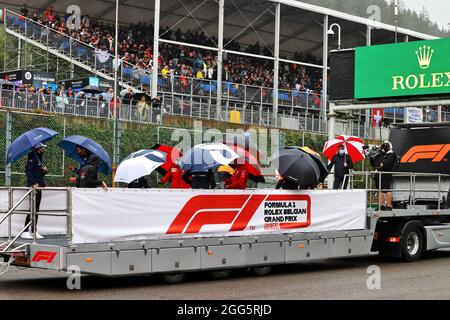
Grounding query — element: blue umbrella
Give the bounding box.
[6,127,59,164]
[179,143,239,172]
[58,135,112,175]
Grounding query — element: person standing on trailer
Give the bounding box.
[22,143,48,240]
[182,169,216,189]
[225,165,249,190]
[327,144,353,190]
[161,164,191,189]
[375,141,397,211]
[275,170,299,190]
[128,176,149,189]
[69,145,108,189]
[218,165,234,189]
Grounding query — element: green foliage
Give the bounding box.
[301,0,450,37]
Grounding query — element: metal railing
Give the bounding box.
[3,9,329,128]
[0,86,329,130]
[4,9,141,83]
[343,171,450,211]
[0,187,72,250]
[0,87,163,124]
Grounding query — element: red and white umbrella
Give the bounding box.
[322,135,365,163]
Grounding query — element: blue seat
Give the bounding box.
[122,67,133,76]
[139,75,150,85]
[273,91,290,101]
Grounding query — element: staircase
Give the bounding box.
[3,9,144,92]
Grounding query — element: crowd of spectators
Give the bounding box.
[18,4,323,95]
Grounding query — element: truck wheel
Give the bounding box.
[250,265,272,277]
[210,269,232,280]
[162,273,185,284]
[401,225,424,262]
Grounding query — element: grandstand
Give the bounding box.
[0,0,449,138]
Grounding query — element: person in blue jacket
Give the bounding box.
[22,143,48,240]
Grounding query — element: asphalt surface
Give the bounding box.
[1,250,450,300]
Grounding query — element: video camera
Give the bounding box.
[362,145,384,169]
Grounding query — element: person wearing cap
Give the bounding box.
[68,145,108,189]
[22,143,48,239]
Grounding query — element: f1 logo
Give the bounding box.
[166,194,311,234]
[32,251,57,264]
[401,144,450,163]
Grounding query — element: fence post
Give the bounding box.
[5,111,12,187]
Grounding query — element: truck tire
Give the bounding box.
[162,273,185,284]
[210,269,232,280]
[401,225,424,262]
[250,265,272,277]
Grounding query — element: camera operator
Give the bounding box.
[374,141,397,211]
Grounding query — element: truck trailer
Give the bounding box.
[389,122,450,209]
[1,177,450,283]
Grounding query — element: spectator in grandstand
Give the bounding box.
[68,146,108,189]
[67,87,75,98]
[20,4,28,17]
[109,96,121,117]
[38,86,49,109]
[122,88,134,105]
[44,6,55,23]
[151,96,162,109]
[27,7,323,95]
[136,95,150,120]
[104,88,114,103]
[55,89,68,114]
[21,143,48,240]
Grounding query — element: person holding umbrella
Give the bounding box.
[275,173,300,190]
[271,148,321,190]
[182,169,216,189]
[128,176,149,189]
[327,144,353,190]
[161,164,190,189]
[225,165,249,190]
[218,165,234,189]
[179,143,239,189]
[114,149,166,188]
[6,127,59,240]
[22,143,48,239]
[68,145,108,189]
[59,135,111,189]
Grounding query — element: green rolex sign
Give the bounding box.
[355,38,450,99]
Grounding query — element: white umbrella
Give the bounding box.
[197,143,239,165]
[114,150,166,184]
[179,143,239,171]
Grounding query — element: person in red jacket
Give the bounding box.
[225,165,249,190]
[161,164,190,189]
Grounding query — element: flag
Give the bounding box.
[372,108,384,127]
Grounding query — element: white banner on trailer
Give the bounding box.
[0,189,67,237]
[71,189,367,244]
